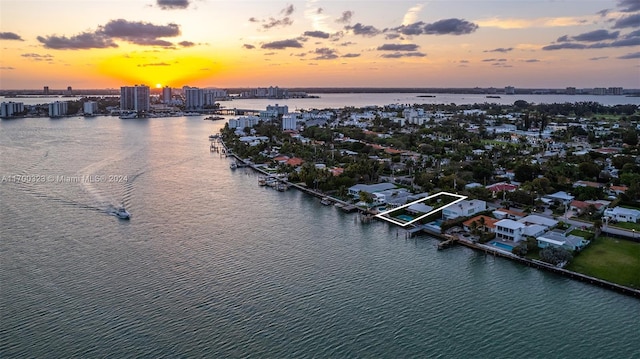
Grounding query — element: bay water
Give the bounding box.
[1,108,639,357]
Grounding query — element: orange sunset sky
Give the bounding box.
[0,0,639,90]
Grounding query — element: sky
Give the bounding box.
[0,0,639,90]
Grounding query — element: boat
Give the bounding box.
[258,176,267,186]
[209,134,219,140]
[486,95,501,99]
[204,116,225,121]
[115,206,131,219]
[320,197,332,205]
[230,161,237,169]
[119,112,137,119]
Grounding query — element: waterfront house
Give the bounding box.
[442,200,487,220]
[536,231,590,251]
[486,182,518,197]
[603,206,640,223]
[463,215,498,233]
[348,183,397,198]
[495,219,526,242]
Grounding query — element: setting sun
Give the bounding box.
[155,84,162,88]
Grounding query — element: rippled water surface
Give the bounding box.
[1,115,639,358]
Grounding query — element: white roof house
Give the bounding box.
[518,215,558,228]
[537,231,590,251]
[442,200,487,220]
[604,206,640,223]
[495,219,526,242]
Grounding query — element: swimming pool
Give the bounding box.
[490,241,514,252]
[397,214,414,222]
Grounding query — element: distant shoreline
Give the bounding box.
[1,87,639,96]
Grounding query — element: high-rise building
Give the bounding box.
[184,86,204,110]
[0,101,24,118]
[566,87,576,95]
[49,101,68,117]
[43,86,49,95]
[120,85,150,112]
[83,101,98,115]
[162,86,172,103]
[505,86,515,95]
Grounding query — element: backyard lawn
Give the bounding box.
[567,237,640,289]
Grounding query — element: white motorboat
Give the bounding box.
[115,206,131,219]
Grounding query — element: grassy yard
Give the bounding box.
[610,221,640,232]
[566,237,640,289]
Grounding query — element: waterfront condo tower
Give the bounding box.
[120,85,150,112]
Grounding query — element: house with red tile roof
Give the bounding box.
[462,215,499,233]
[285,157,305,167]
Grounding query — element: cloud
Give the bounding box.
[476,16,592,29]
[385,33,402,40]
[263,17,293,29]
[380,52,426,58]
[423,18,478,35]
[619,51,640,59]
[589,56,608,60]
[138,62,170,67]
[339,41,356,46]
[523,59,540,62]
[392,18,478,36]
[612,13,640,29]
[243,44,256,49]
[21,53,54,61]
[482,58,507,62]
[342,53,360,58]
[304,30,331,39]
[345,23,380,37]
[542,43,588,50]
[394,21,427,35]
[618,0,640,12]
[37,32,118,49]
[0,66,16,70]
[402,4,424,26]
[102,19,180,39]
[281,4,294,16]
[261,39,303,49]
[179,41,195,47]
[157,0,190,9]
[0,32,23,41]
[484,47,513,53]
[572,29,619,42]
[312,47,338,60]
[336,10,353,24]
[377,43,420,51]
[255,4,295,30]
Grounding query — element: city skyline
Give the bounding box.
[0,0,639,90]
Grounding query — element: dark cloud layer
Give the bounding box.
[571,29,619,42]
[618,0,640,12]
[37,32,118,49]
[243,44,256,49]
[380,52,426,58]
[544,30,640,50]
[485,47,513,53]
[261,39,303,49]
[345,23,380,37]
[0,32,23,41]
[612,13,640,29]
[312,47,338,60]
[423,18,478,35]
[37,19,185,49]
[394,18,478,36]
[304,31,331,39]
[377,43,419,51]
[157,0,190,9]
[102,19,180,39]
